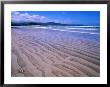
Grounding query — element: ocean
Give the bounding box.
[11,25,100,43]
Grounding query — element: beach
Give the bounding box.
[11,27,100,77]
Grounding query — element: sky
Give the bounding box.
[11,11,100,25]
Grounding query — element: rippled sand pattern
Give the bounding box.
[11,28,100,77]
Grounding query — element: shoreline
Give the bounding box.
[11,28,100,77]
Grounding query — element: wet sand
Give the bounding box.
[11,28,100,77]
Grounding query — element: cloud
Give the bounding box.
[11,11,47,23]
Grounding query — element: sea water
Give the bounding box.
[11,25,100,43]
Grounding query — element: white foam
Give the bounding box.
[67,27,98,30]
[34,26,47,29]
[36,28,99,35]
[71,26,100,28]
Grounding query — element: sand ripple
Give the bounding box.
[11,28,100,77]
